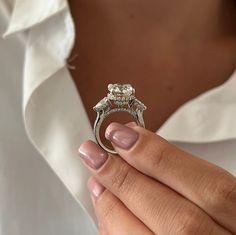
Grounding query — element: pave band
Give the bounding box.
[93,84,147,154]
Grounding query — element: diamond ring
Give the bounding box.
[93,84,147,154]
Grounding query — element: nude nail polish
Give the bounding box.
[87,177,105,199]
[125,122,138,128]
[105,122,139,150]
[79,140,108,169]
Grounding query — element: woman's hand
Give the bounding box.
[79,122,236,235]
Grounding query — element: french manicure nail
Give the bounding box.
[79,140,108,170]
[105,122,139,150]
[88,177,105,199]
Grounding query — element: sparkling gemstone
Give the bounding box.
[94,97,108,111]
[108,84,135,97]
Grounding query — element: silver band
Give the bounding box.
[93,84,147,154]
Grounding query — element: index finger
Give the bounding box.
[105,122,236,234]
[79,140,228,235]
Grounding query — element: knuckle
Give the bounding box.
[176,223,207,235]
[110,163,135,195]
[97,156,136,196]
[148,139,170,170]
[204,171,236,212]
[174,207,211,235]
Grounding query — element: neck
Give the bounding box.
[69,0,236,42]
[68,0,236,131]
[158,0,236,40]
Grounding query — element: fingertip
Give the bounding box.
[105,122,139,150]
[105,122,118,140]
[78,139,95,153]
[87,176,105,199]
[125,122,138,128]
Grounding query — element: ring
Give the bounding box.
[93,84,147,154]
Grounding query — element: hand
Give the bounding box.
[79,122,236,235]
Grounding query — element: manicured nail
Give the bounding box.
[125,122,138,128]
[79,140,108,170]
[88,177,105,199]
[105,122,139,150]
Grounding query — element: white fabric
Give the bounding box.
[0,0,235,234]
[0,1,97,235]
[158,71,236,143]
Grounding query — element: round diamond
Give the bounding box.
[108,84,135,100]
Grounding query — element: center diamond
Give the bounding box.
[108,84,135,101]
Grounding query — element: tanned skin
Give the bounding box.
[68,0,236,132]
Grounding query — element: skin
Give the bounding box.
[68,0,236,234]
[68,0,236,132]
[80,123,236,234]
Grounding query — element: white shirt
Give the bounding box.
[0,1,235,234]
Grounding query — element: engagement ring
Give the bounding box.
[93,84,147,154]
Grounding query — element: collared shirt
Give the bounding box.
[0,0,235,234]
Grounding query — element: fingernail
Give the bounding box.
[105,122,139,150]
[88,177,105,199]
[125,122,138,128]
[79,140,108,170]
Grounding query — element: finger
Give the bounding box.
[105,122,236,233]
[79,141,229,235]
[87,176,154,235]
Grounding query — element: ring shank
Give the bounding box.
[93,109,145,154]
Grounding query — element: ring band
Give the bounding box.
[93,84,147,154]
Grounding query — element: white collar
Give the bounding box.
[4,0,67,36]
[2,0,98,227]
[2,0,236,229]
[158,71,236,142]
